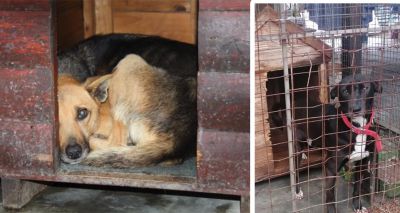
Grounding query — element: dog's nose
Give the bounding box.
[65,144,82,159]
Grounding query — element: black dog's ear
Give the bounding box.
[372,81,382,93]
[330,86,339,99]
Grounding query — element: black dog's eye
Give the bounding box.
[77,108,89,120]
[343,89,349,95]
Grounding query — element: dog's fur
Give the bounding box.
[58,54,196,167]
[58,34,197,82]
[58,75,98,164]
[272,75,381,213]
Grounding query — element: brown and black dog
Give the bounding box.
[58,54,197,167]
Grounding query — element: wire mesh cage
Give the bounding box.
[255,3,400,213]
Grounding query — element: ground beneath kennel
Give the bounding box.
[0,182,239,213]
[256,168,371,213]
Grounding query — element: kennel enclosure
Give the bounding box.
[255,4,400,212]
[0,0,249,211]
[255,5,331,181]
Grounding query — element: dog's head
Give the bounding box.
[330,75,382,116]
[58,75,101,164]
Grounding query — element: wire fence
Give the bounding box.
[255,3,400,213]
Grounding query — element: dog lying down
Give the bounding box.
[58,54,197,167]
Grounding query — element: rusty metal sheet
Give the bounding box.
[0,3,56,177]
[197,128,249,194]
[198,72,250,132]
[198,11,249,73]
[199,0,250,11]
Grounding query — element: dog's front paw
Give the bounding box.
[295,189,304,200]
[354,207,368,213]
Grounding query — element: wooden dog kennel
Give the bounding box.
[255,6,331,181]
[0,0,249,212]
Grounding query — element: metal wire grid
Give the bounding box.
[255,4,400,213]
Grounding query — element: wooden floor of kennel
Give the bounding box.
[0,0,250,212]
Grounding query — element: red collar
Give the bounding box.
[340,109,383,152]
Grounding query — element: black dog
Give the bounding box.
[58,33,197,82]
[324,75,382,213]
[272,75,382,213]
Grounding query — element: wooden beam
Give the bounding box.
[2,179,47,209]
[94,0,113,34]
[83,0,95,38]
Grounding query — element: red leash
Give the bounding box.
[340,109,383,152]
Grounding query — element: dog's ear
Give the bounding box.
[330,86,339,99]
[372,81,382,93]
[84,74,112,103]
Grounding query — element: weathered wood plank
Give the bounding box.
[112,0,192,12]
[198,72,249,132]
[113,11,195,44]
[0,0,50,11]
[0,11,51,70]
[0,5,56,177]
[199,0,249,11]
[1,179,47,209]
[0,121,55,176]
[83,0,95,38]
[240,195,250,213]
[197,128,249,194]
[0,69,53,122]
[94,0,113,34]
[198,11,249,73]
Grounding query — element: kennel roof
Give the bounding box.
[255,6,332,74]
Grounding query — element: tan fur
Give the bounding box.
[58,75,99,164]
[59,54,196,167]
[83,55,185,167]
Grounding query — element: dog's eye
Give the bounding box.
[77,108,89,120]
[343,89,349,95]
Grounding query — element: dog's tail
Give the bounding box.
[82,144,174,168]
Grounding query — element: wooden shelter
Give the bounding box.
[255,6,331,181]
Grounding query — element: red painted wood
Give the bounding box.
[0,11,52,70]
[198,72,250,132]
[0,69,53,122]
[197,128,249,193]
[199,0,249,11]
[0,0,50,11]
[0,3,56,177]
[198,11,250,73]
[0,121,55,176]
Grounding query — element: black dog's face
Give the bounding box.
[330,75,382,116]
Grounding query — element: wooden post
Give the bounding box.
[83,0,95,38]
[240,195,250,213]
[1,179,47,209]
[94,0,113,34]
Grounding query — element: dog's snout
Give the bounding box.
[352,105,362,113]
[65,143,82,159]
